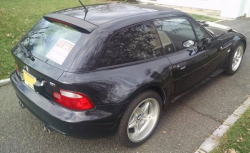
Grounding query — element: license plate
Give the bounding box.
[23,70,36,90]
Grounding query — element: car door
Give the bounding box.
[189,19,224,78]
[154,17,219,96]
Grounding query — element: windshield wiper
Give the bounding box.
[18,44,35,61]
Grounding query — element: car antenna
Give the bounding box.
[78,0,88,20]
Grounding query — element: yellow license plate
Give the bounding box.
[23,70,36,89]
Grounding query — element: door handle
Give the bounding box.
[176,62,187,70]
[178,65,186,70]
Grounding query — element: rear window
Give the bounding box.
[19,19,88,70]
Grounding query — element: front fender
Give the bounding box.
[231,31,247,51]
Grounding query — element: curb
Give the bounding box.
[0,78,10,87]
[214,19,233,23]
[214,19,227,23]
[195,97,250,153]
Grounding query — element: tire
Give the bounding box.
[225,42,245,75]
[116,90,162,147]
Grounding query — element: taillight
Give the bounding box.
[49,18,72,26]
[53,89,94,111]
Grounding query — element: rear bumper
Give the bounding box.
[10,71,125,138]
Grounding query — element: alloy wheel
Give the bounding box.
[127,98,160,142]
[232,45,243,71]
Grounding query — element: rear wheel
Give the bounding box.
[225,42,244,75]
[116,90,162,147]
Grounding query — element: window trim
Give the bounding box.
[154,19,177,53]
[97,20,164,68]
[96,52,168,71]
[188,19,213,41]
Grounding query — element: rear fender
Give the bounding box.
[124,82,170,107]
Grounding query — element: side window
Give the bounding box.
[155,18,197,51]
[191,21,211,41]
[154,20,175,54]
[99,22,162,67]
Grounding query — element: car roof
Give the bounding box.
[48,3,189,72]
[53,3,180,26]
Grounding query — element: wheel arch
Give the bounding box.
[146,86,167,105]
[242,39,247,52]
[229,36,246,59]
[232,34,247,52]
[125,84,168,107]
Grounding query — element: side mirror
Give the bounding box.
[183,40,195,48]
[201,38,211,46]
[198,38,211,51]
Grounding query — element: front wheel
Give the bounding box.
[225,42,244,75]
[116,90,162,147]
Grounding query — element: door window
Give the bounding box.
[99,21,162,67]
[154,18,197,51]
[154,20,175,54]
[191,21,211,41]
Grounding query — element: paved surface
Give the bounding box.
[157,4,225,20]
[139,1,228,20]
[1,19,250,153]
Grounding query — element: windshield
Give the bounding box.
[19,19,88,70]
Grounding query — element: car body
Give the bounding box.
[11,3,246,145]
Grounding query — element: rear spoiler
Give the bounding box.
[44,14,97,32]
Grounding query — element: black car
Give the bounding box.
[11,3,246,147]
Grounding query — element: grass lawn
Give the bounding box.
[190,13,218,22]
[212,108,250,153]
[0,0,218,80]
[0,0,100,79]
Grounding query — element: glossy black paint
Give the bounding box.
[55,3,173,26]
[11,71,128,137]
[11,3,246,138]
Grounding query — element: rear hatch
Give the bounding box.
[12,16,92,100]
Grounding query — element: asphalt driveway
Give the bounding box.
[1,19,250,153]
